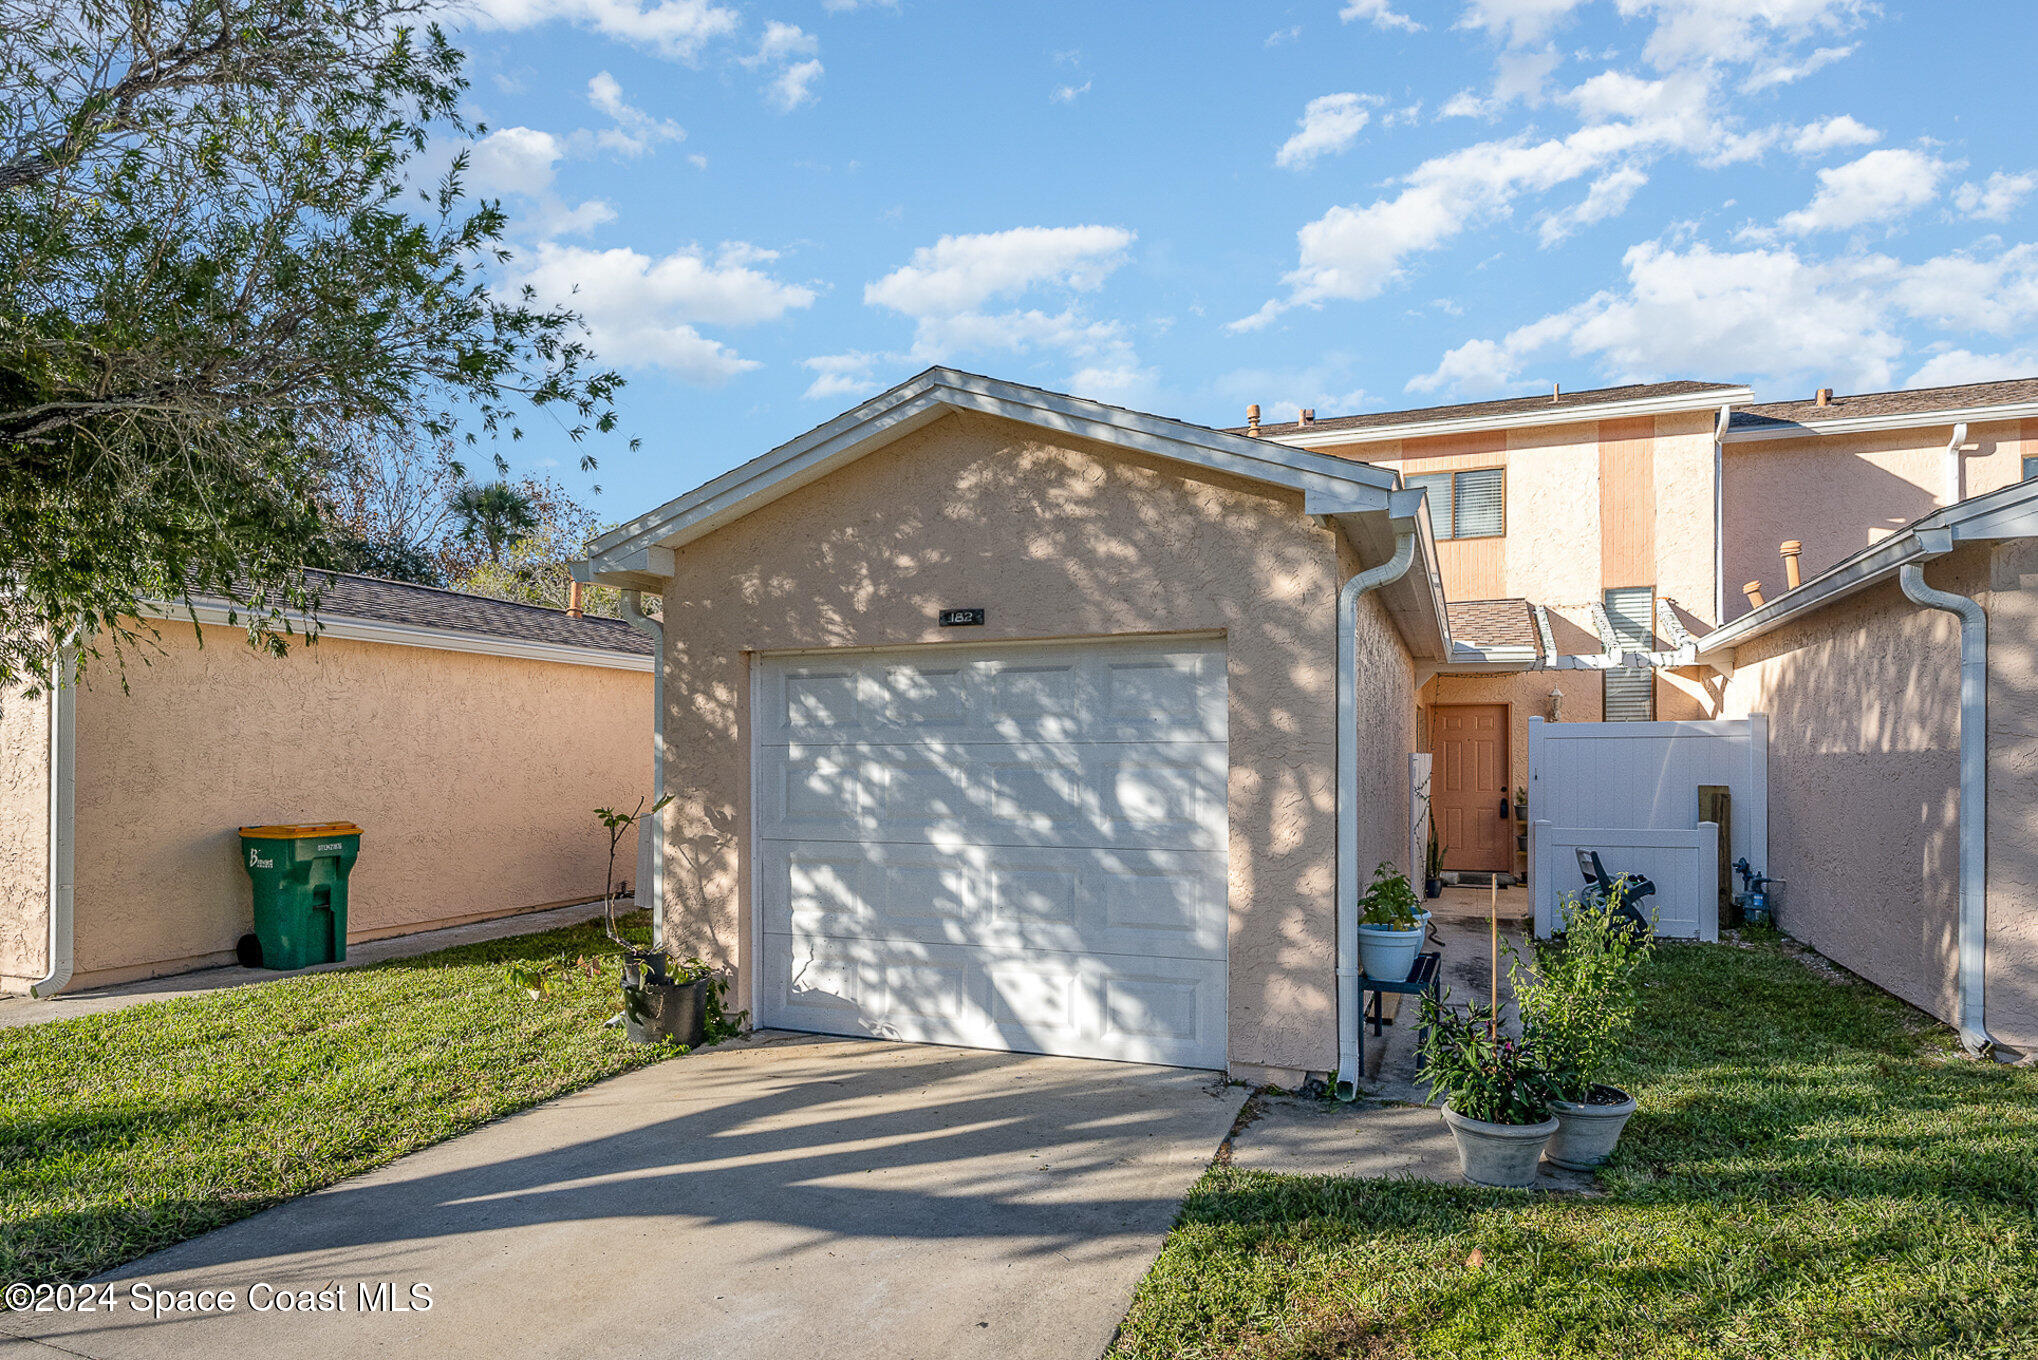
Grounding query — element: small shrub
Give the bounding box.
[1509,884,1655,1103]
[1418,992,1553,1124]
[1358,861,1421,928]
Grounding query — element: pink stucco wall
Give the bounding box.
[651,409,1418,1078]
[38,625,652,989]
[0,685,52,988]
[1719,544,2038,1053]
[1724,419,2036,619]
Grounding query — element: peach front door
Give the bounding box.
[1432,704,1512,873]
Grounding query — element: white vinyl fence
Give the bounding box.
[1526,715,1767,941]
[1530,821,1720,941]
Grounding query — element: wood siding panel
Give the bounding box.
[1599,416,1657,587]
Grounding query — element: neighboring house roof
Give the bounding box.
[1726,376,2038,440]
[159,571,655,672]
[582,366,1454,659]
[1697,478,2038,658]
[1237,380,1751,449]
[1445,598,1541,653]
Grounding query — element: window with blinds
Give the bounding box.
[2024,456,2038,482]
[1407,467,1504,540]
[1603,585,1656,721]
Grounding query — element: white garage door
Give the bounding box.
[754,636,1229,1068]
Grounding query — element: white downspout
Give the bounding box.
[30,655,76,997]
[1944,422,1970,507]
[1335,529,1420,1100]
[1898,559,1994,1055]
[1714,403,1733,625]
[619,590,666,950]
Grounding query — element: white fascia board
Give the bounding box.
[1697,478,2038,655]
[1264,387,1754,450]
[1449,644,1539,666]
[1724,400,2038,443]
[140,600,655,673]
[589,368,1400,575]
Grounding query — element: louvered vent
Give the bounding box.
[1603,586,1656,721]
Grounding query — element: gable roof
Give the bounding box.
[581,367,1451,658]
[1239,380,1750,449]
[163,571,654,671]
[1727,376,2038,440]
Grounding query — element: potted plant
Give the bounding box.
[1357,861,1425,982]
[594,796,722,1047]
[1424,823,1448,899]
[1419,994,1558,1187]
[1509,882,1655,1170]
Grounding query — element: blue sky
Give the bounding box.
[446,0,2038,518]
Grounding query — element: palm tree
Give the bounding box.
[449,480,541,565]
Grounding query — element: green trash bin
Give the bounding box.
[237,823,362,970]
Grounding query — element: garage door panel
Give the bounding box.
[757,636,1228,1069]
[762,838,1226,959]
[760,932,1225,1068]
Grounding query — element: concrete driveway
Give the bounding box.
[1,1033,1244,1360]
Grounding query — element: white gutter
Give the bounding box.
[30,655,76,997]
[1725,400,2038,443]
[1714,404,1733,625]
[1898,551,1995,1056]
[619,590,667,950]
[1944,422,1970,507]
[139,599,653,673]
[1335,529,1420,1101]
[1265,386,1753,450]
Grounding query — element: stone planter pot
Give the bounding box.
[1357,922,1424,982]
[1545,1085,1638,1170]
[1441,1104,1560,1187]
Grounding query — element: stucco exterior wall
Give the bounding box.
[652,409,1418,1077]
[1724,418,2036,619]
[0,684,52,989]
[1718,562,1974,1029]
[1983,538,2038,1053]
[60,625,650,988]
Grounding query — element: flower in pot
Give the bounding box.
[1418,994,1557,1187]
[1356,861,1425,982]
[1508,882,1655,1170]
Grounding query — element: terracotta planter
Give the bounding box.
[1441,1104,1559,1187]
[1545,1086,1637,1170]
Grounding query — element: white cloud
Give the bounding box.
[742,21,822,110]
[862,226,1146,393]
[1779,147,1951,234]
[1538,165,1648,245]
[1265,25,1303,46]
[1457,0,1869,74]
[1456,0,1582,47]
[1905,348,2038,389]
[802,350,892,400]
[586,71,684,155]
[1051,80,1093,104]
[463,0,740,61]
[867,225,1135,316]
[471,125,567,198]
[508,240,817,382]
[1411,239,1906,395]
[1440,47,1562,119]
[1954,170,2038,223]
[766,58,824,110]
[1340,0,1422,32]
[754,19,817,62]
[1742,43,1855,92]
[820,0,895,10]
[1791,114,1880,156]
[1889,244,2038,336]
[1275,93,1376,170]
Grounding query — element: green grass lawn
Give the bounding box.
[1113,937,2038,1360]
[0,911,678,1288]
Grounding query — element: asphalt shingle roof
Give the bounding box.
[1229,381,1744,439]
[1729,376,2038,433]
[1445,598,1541,652]
[202,571,654,656]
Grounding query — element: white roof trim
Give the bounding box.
[140,600,655,673]
[588,367,1400,571]
[1697,477,2038,656]
[1725,400,2038,442]
[1262,387,1753,450]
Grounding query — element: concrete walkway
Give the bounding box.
[0,1033,1246,1360]
[0,898,616,1030]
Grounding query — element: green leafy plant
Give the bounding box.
[1508,883,1656,1103]
[505,960,555,999]
[595,795,673,955]
[1358,861,1421,928]
[1418,992,1553,1125]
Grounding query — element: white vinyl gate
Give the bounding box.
[752,636,1230,1068]
[1527,715,1767,941]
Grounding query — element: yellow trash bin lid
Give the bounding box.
[238,822,363,839]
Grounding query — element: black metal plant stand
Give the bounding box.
[1357,950,1442,1078]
